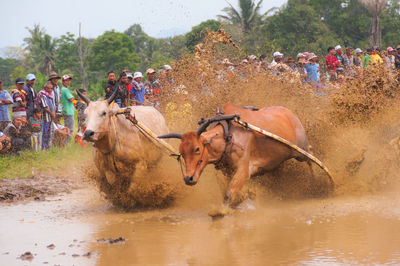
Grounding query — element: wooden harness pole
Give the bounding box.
[115,108,179,156]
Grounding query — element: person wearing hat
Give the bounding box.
[131,72,145,106]
[48,71,62,114]
[0,77,13,131]
[394,45,400,70]
[334,45,345,73]
[354,48,363,67]
[305,53,320,86]
[270,52,283,67]
[386,47,395,69]
[61,75,75,143]
[23,73,37,120]
[144,68,160,108]
[11,78,27,120]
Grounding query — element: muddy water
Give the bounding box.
[1,183,400,265]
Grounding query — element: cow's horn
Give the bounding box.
[158,133,182,139]
[76,90,91,105]
[106,88,118,105]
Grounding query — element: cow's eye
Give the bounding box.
[102,111,107,116]
[195,147,200,153]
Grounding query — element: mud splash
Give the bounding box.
[159,30,400,201]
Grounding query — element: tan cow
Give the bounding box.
[77,90,170,207]
[159,103,311,206]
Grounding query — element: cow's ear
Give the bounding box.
[201,132,220,145]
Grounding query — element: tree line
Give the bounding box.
[1,0,399,97]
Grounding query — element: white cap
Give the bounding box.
[335,45,342,51]
[297,53,305,58]
[133,72,143,79]
[163,65,172,70]
[355,48,362,53]
[126,72,133,78]
[249,55,257,60]
[26,73,36,81]
[273,52,283,57]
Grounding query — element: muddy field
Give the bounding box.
[2,32,400,265]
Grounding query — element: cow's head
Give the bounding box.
[159,119,227,186]
[76,89,118,142]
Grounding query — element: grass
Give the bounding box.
[0,143,92,179]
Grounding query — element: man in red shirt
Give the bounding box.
[325,47,340,82]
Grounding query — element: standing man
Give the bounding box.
[36,81,56,150]
[0,77,13,131]
[48,72,62,114]
[144,68,160,108]
[116,72,129,107]
[24,73,37,119]
[61,74,74,143]
[270,52,283,67]
[11,78,27,119]
[131,72,145,106]
[335,45,344,74]
[395,45,400,70]
[105,71,118,99]
[326,47,340,82]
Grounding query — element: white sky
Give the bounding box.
[0,0,287,50]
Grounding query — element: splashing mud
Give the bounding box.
[158,29,400,201]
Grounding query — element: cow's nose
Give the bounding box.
[184,176,197,186]
[83,130,95,141]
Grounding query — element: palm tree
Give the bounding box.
[24,24,56,74]
[359,0,388,47]
[218,0,276,33]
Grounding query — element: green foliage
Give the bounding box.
[262,2,338,56]
[9,66,27,87]
[185,20,221,50]
[24,24,57,75]
[0,57,19,87]
[89,30,140,74]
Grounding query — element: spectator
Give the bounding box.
[3,117,25,155]
[354,48,363,67]
[0,130,11,154]
[51,113,70,148]
[370,47,383,64]
[11,78,27,119]
[305,53,320,86]
[116,72,129,107]
[126,72,133,105]
[144,68,160,108]
[61,74,75,143]
[74,89,87,133]
[48,72,62,114]
[335,45,345,74]
[326,47,340,82]
[386,47,395,69]
[36,81,56,150]
[394,45,400,70]
[364,48,372,67]
[0,77,13,131]
[343,47,354,68]
[105,70,118,99]
[29,108,42,152]
[23,73,37,119]
[270,52,283,67]
[297,53,307,80]
[131,72,145,106]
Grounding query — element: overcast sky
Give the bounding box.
[0,0,286,51]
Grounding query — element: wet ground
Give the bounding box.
[1,174,400,266]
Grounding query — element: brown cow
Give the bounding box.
[159,103,311,206]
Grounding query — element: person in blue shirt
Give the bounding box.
[305,53,320,87]
[131,72,146,105]
[0,77,13,131]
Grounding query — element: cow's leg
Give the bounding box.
[224,160,250,206]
